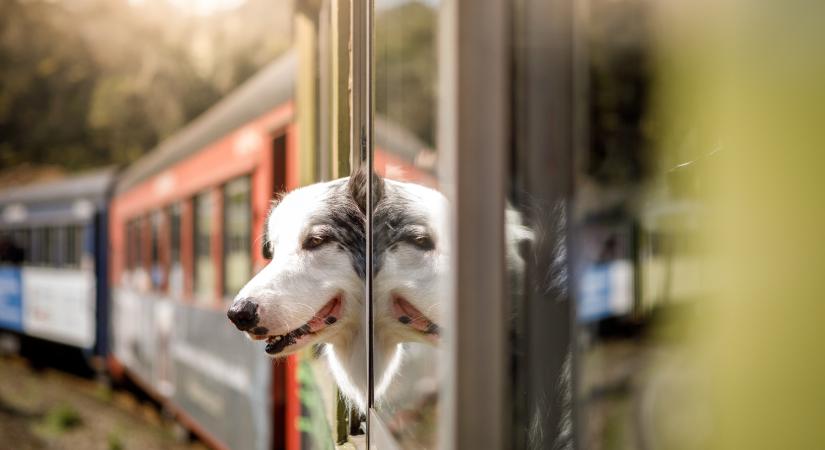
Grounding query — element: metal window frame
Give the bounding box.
[438,0,511,449]
[351,1,376,447]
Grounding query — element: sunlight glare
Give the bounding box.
[132,0,248,16]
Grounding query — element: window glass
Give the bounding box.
[127,218,145,277]
[194,192,215,304]
[135,218,145,273]
[15,229,30,264]
[133,219,140,271]
[30,229,40,265]
[64,225,82,268]
[168,203,183,297]
[44,227,57,266]
[126,220,135,271]
[150,211,164,290]
[0,229,25,265]
[372,1,442,447]
[223,177,251,298]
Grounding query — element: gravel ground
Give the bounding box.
[0,355,208,450]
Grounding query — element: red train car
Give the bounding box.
[108,51,300,450]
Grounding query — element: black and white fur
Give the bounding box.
[227,171,448,411]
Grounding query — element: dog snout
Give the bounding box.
[227,298,259,331]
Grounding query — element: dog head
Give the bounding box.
[373,179,449,347]
[227,176,366,357]
[226,171,450,410]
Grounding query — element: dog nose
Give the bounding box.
[227,298,259,331]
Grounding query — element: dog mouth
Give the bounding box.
[392,295,440,339]
[251,296,343,356]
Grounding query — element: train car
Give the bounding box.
[108,50,300,450]
[0,168,115,363]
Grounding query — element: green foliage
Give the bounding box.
[296,358,333,449]
[39,402,83,435]
[94,383,114,403]
[107,429,125,450]
[0,0,290,172]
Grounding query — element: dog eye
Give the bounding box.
[302,235,328,250]
[408,234,435,251]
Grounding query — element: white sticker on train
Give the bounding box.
[21,267,95,348]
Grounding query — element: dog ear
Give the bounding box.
[261,195,284,260]
[262,206,273,259]
[348,165,384,214]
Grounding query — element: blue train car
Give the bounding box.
[0,168,116,360]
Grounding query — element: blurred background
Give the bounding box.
[1,0,824,449]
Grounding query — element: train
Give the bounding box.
[0,168,114,360]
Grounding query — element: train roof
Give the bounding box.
[0,167,117,227]
[115,47,435,195]
[115,50,298,194]
[0,167,116,207]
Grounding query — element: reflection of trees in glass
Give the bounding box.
[376,2,437,147]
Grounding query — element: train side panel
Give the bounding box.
[109,101,297,450]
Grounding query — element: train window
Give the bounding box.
[64,225,82,268]
[125,220,135,271]
[222,176,251,298]
[128,217,144,278]
[167,203,183,297]
[150,211,164,290]
[30,228,43,265]
[40,227,51,266]
[0,229,24,265]
[124,222,131,270]
[0,230,7,264]
[134,219,141,272]
[129,218,140,273]
[194,191,215,304]
[44,227,57,266]
[133,219,142,273]
[64,226,74,267]
[32,229,38,265]
[14,229,30,264]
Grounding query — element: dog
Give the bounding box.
[371,178,448,362]
[226,170,449,412]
